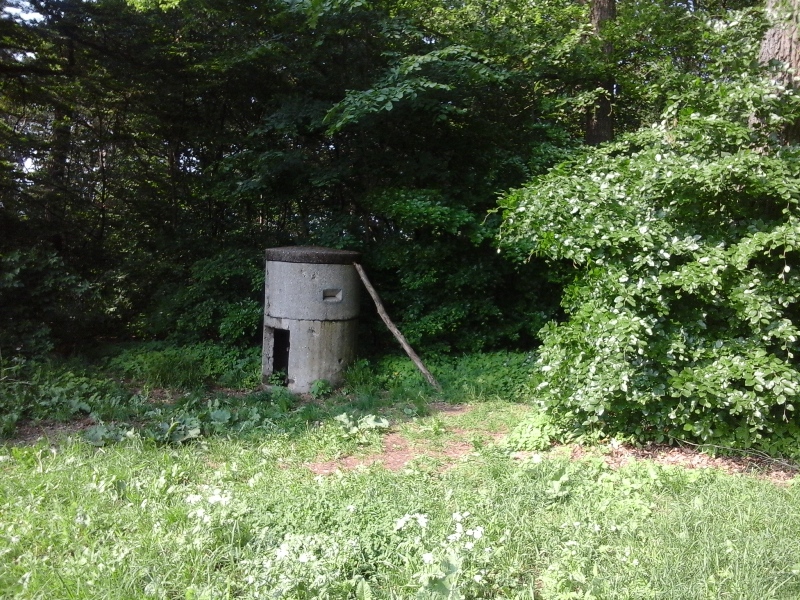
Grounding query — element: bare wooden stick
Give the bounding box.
[354,262,442,392]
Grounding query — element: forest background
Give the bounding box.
[3,0,800,455]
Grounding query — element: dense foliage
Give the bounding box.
[1,0,578,355]
[6,0,800,455]
[500,9,800,454]
[3,0,763,356]
[0,344,533,440]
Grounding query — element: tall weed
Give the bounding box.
[352,351,536,401]
[108,342,260,390]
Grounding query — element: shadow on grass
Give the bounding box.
[2,350,537,450]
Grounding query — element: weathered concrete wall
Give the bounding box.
[262,316,359,393]
[261,246,361,394]
[265,261,360,321]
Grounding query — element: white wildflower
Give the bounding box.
[447,523,464,542]
[395,513,427,531]
[190,508,211,524]
[422,552,435,564]
[207,489,231,505]
[19,572,31,589]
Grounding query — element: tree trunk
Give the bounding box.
[759,0,800,141]
[44,37,75,252]
[585,0,616,145]
[585,82,614,145]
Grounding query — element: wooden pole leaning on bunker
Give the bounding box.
[353,263,443,393]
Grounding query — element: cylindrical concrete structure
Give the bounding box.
[262,246,361,393]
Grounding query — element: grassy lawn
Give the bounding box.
[2,394,800,599]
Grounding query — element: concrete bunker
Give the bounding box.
[262,246,361,393]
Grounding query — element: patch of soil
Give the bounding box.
[309,403,798,484]
[307,403,482,474]
[6,417,96,446]
[428,402,474,416]
[513,442,798,485]
[603,442,797,484]
[307,431,477,475]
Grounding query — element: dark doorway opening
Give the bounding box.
[272,328,290,383]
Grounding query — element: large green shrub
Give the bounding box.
[0,249,98,356]
[144,249,264,346]
[499,11,800,455]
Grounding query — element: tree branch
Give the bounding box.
[353,262,442,392]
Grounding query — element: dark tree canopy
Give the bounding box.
[0,0,780,360]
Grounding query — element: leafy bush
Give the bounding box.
[0,249,98,356]
[333,412,390,444]
[309,379,334,400]
[144,249,263,346]
[84,388,300,447]
[361,226,560,354]
[504,411,563,451]
[108,342,260,390]
[0,357,135,437]
[499,12,800,456]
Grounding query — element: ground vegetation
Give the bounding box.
[4,0,800,459]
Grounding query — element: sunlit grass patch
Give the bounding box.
[436,401,533,434]
[3,349,800,598]
[3,420,800,599]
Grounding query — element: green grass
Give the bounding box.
[2,401,800,599]
[3,348,800,598]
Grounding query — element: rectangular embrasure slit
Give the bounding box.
[323,288,342,302]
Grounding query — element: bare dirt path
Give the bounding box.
[306,402,800,484]
[7,400,798,484]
